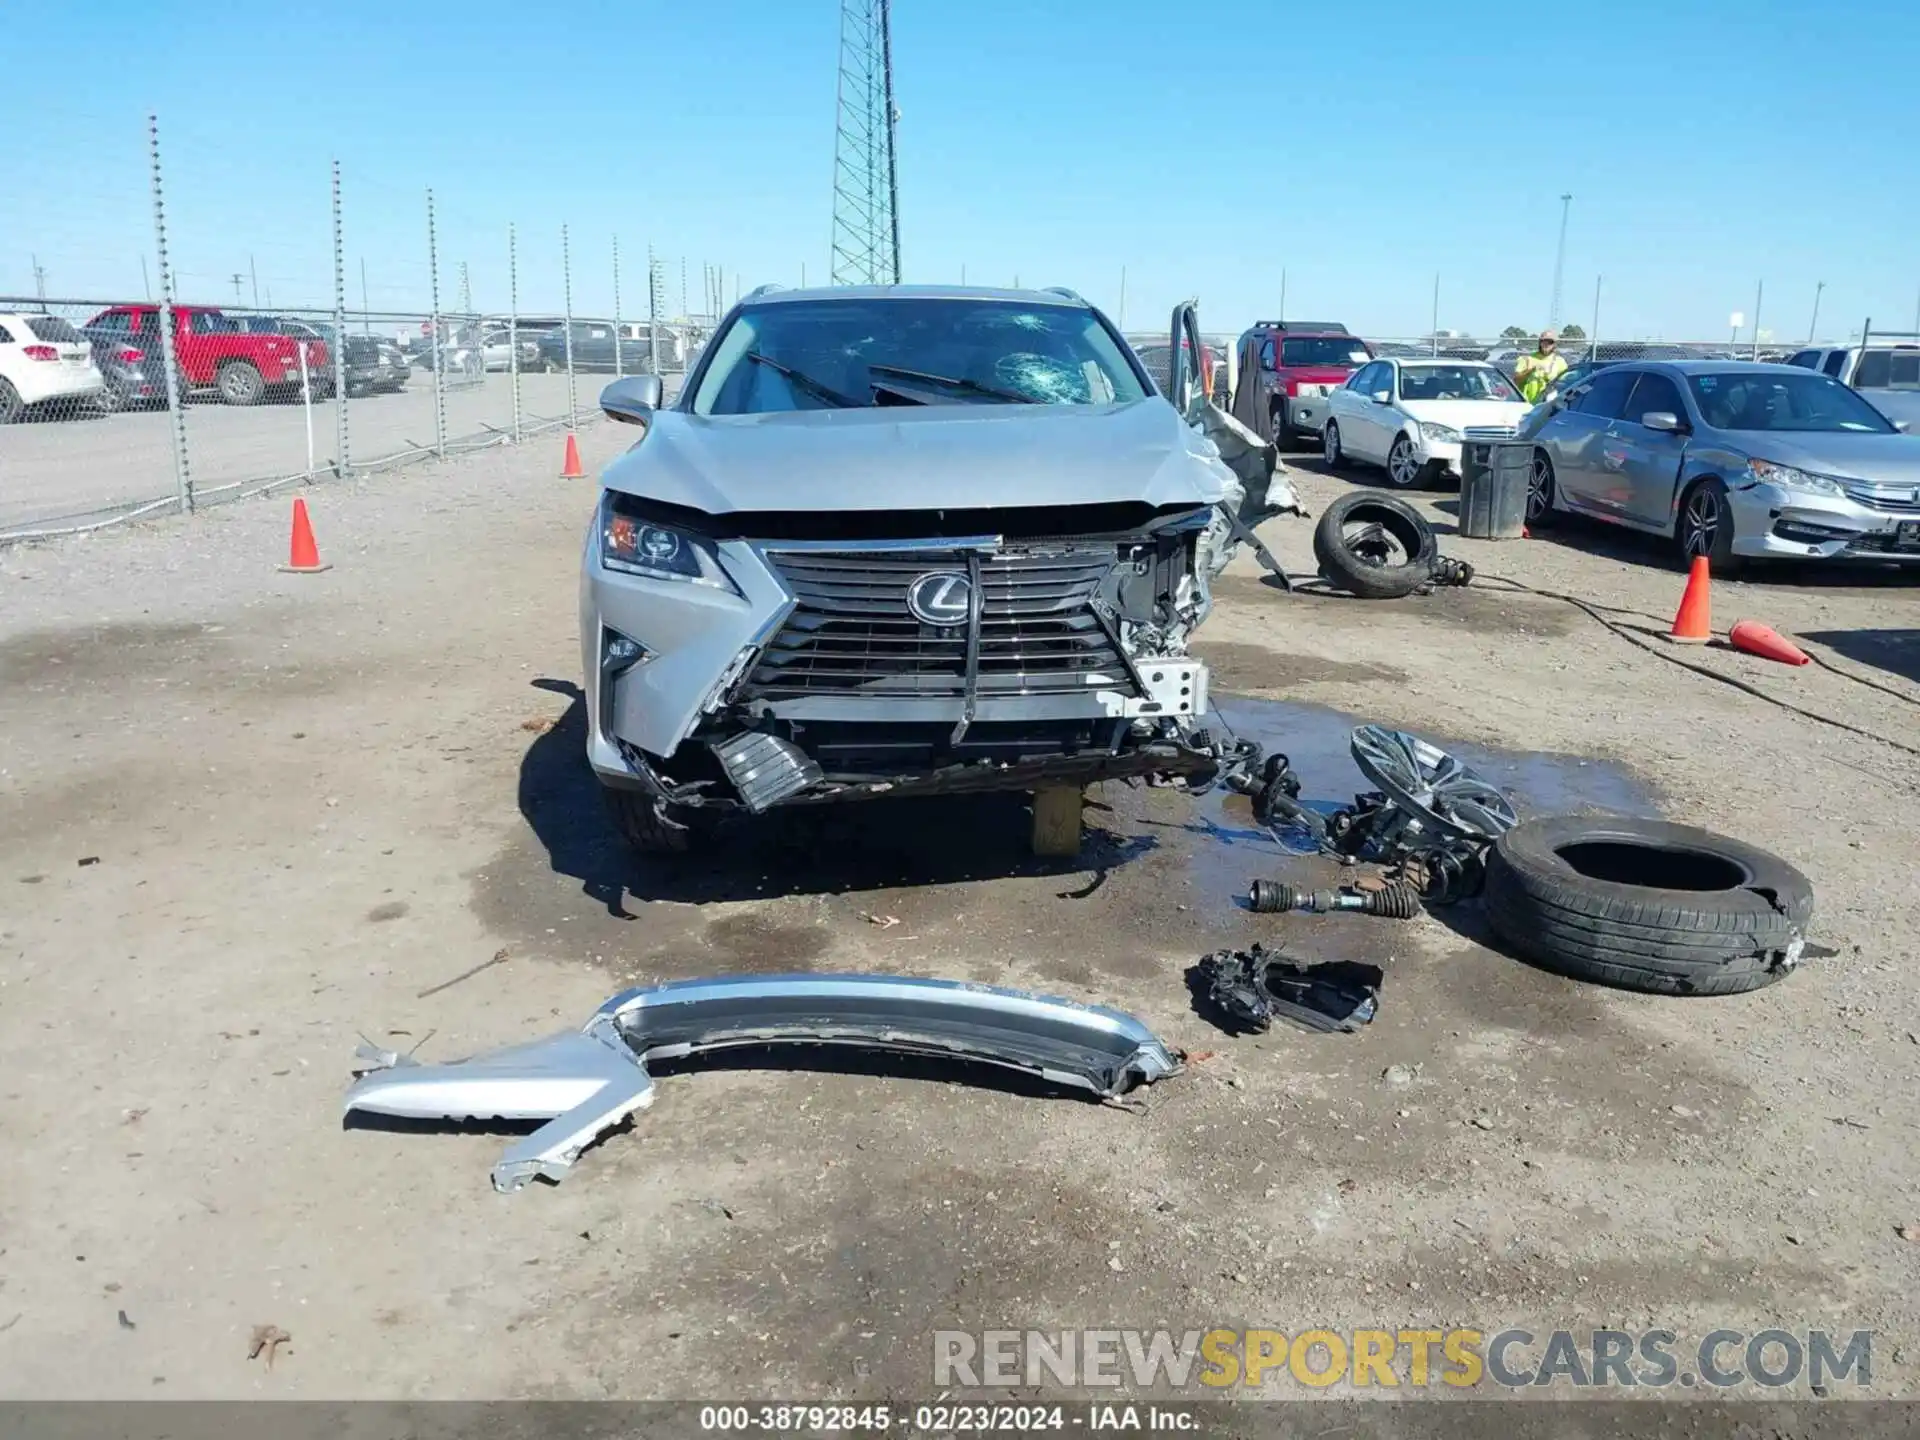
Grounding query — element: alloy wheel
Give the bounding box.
[1389,436,1420,487]
[1682,487,1720,557]
[1526,455,1553,521]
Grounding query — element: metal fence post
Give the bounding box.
[612,234,623,378]
[648,245,661,377]
[427,187,446,458]
[562,223,577,422]
[508,223,522,444]
[148,113,191,514]
[331,160,350,476]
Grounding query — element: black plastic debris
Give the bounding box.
[1192,945,1382,1035]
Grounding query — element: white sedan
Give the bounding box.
[1321,357,1532,487]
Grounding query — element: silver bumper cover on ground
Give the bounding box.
[345,973,1182,1192]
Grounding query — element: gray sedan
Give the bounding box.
[1523,361,1920,572]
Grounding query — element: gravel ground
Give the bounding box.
[0,437,1916,1402]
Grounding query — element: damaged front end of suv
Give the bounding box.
[581,286,1299,851]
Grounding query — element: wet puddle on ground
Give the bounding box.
[1180,692,1662,912]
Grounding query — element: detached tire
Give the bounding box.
[1483,815,1813,996]
[1312,490,1439,600]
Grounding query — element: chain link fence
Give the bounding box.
[0,119,716,544]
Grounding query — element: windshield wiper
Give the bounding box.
[743,350,864,408]
[866,363,1036,405]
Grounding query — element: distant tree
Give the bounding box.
[1500,325,1530,340]
[1559,323,1587,341]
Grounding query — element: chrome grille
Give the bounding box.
[1842,482,1920,514]
[741,545,1129,699]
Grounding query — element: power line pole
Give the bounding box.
[231,273,245,305]
[830,0,901,284]
[1547,193,1572,332]
[249,255,259,309]
[1808,280,1825,343]
[31,254,46,302]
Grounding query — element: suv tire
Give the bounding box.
[603,785,715,855]
[1484,815,1813,996]
[217,361,266,406]
[1270,404,1296,451]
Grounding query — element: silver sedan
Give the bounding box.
[1522,361,1920,572]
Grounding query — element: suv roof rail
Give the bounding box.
[1041,287,1087,304]
[744,283,785,300]
[1251,319,1350,334]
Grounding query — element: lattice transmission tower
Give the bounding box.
[830,0,900,285]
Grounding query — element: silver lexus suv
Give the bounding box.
[580,284,1295,852]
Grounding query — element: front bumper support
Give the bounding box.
[345,973,1183,1191]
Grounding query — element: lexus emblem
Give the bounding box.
[906,571,973,626]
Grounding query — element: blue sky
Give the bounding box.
[6,0,1918,343]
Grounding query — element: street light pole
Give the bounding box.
[1808,281,1825,343]
[1547,193,1572,332]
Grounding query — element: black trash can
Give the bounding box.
[1459,437,1531,539]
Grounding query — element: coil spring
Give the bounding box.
[1429,555,1476,588]
[1405,841,1487,905]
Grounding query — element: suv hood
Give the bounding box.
[603,398,1235,515]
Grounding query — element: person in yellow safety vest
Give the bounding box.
[1515,330,1569,404]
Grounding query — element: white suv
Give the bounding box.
[0,313,104,423]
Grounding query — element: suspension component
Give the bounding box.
[1246,879,1422,919]
[1428,555,1475,588]
[1400,841,1488,905]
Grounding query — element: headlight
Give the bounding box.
[1747,458,1843,497]
[1419,422,1462,444]
[601,508,738,590]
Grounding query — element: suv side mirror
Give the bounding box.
[601,373,663,425]
[1641,410,1684,434]
[1371,389,1392,405]
[1896,419,1913,434]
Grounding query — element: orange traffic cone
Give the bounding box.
[278,498,331,574]
[1667,556,1711,643]
[1728,618,1809,666]
[559,432,584,479]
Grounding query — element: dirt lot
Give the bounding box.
[1,437,1916,1402]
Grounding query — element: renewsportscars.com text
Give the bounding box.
[933,1327,1872,1391]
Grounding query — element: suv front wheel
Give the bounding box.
[602,784,717,855]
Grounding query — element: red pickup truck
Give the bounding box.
[82,304,329,405]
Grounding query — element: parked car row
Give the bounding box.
[1208,309,1920,572]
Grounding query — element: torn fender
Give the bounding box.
[345,973,1183,1192]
